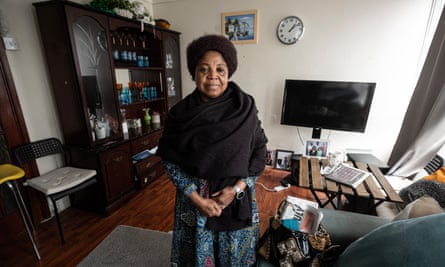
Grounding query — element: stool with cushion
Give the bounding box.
[0,163,41,260]
[14,138,97,244]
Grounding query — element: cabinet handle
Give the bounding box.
[145,162,152,168]
[142,140,150,146]
[113,156,123,162]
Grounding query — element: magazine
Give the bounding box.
[279,196,323,234]
[323,163,370,188]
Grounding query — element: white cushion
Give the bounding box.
[27,167,96,195]
[393,196,443,221]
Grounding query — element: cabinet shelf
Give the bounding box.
[114,65,163,71]
[119,97,165,106]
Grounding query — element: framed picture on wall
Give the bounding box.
[305,139,329,158]
[221,10,258,44]
[275,149,293,170]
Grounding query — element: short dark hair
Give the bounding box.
[186,34,238,79]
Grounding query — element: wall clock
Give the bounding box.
[277,16,304,45]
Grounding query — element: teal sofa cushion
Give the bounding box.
[334,213,445,267]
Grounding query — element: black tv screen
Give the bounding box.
[280,79,376,134]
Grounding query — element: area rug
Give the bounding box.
[77,225,172,267]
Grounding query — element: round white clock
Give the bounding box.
[277,16,304,45]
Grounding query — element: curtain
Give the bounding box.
[387,5,445,177]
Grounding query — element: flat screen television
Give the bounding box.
[280,79,376,138]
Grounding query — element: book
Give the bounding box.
[323,163,371,188]
[131,149,151,163]
[279,196,322,234]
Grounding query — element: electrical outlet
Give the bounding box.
[3,37,18,50]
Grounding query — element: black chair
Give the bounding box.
[424,154,444,174]
[14,138,97,244]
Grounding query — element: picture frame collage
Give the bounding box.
[267,149,293,170]
[267,140,329,171]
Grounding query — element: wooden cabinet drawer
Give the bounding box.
[131,130,163,153]
[134,155,161,175]
[134,157,164,187]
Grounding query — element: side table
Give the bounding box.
[291,156,403,212]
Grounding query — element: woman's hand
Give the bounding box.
[211,181,247,209]
[188,191,223,217]
[211,186,236,209]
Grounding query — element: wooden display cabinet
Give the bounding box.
[33,0,181,214]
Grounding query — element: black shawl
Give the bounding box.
[157,82,267,181]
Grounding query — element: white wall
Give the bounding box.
[0,0,438,168]
[152,0,438,162]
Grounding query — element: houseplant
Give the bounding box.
[89,0,152,23]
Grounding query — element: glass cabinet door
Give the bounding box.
[71,15,120,142]
[163,32,182,110]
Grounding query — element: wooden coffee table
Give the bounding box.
[294,156,403,212]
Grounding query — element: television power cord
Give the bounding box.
[254,182,291,192]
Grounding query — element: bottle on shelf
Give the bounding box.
[150,86,157,99]
[88,109,96,141]
[131,82,140,103]
[113,49,120,63]
[120,50,128,62]
[152,111,160,124]
[119,86,131,105]
[95,119,106,139]
[143,108,151,126]
[137,56,144,67]
[143,82,150,101]
[120,108,129,140]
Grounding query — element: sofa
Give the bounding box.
[257,154,445,266]
[257,203,445,267]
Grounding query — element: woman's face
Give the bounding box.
[194,50,229,101]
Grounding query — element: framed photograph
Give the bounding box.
[305,139,329,158]
[275,149,294,170]
[266,148,276,166]
[221,10,258,44]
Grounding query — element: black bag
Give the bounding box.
[257,200,340,267]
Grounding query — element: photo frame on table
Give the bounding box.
[305,139,329,158]
[266,148,276,166]
[274,149,294,170]
[221,10,258,44]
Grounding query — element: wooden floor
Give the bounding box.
[0,167,324,267]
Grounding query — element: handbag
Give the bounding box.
[257,200,339,267]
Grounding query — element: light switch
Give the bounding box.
[3,37,18,50]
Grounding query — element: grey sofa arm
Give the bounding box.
[320,208,390,249]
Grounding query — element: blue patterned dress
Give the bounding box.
[163,161,260,267]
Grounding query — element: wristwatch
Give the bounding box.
[233,185,245,200]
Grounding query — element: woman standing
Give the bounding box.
[157,34,267,266]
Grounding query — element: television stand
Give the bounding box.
[312,127,321,139]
